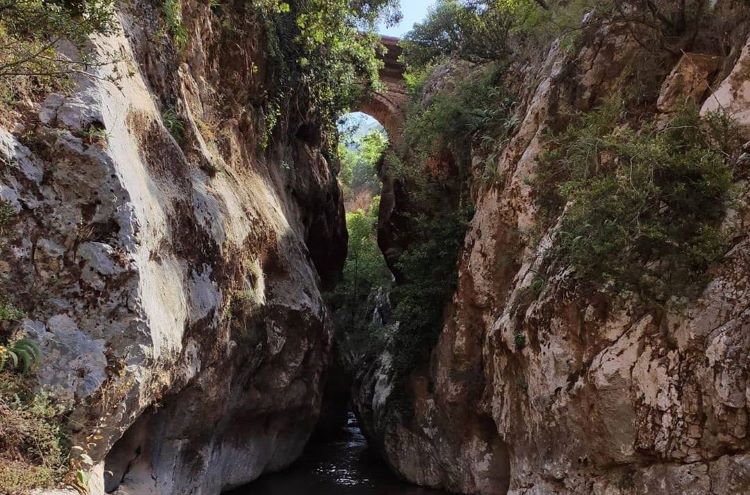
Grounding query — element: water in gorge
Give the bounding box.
[226,413,448,495]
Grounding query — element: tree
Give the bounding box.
[0,0,117,79]
[402,0,516,68]
[338,128,388,208]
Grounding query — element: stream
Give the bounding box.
[226,412,448,495]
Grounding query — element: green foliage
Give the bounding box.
[402,62,517,185]
[162,0,188,48]
[0,0,117,79]
[162,107,185,140]
[0,302,24,323]
[327,199,392,364]
[0,200,14,232]
[250,0,400,149]
[401,0,514,68]
[0,373,68,493]
[0,339,42,373]
[530,275,545,298]
[536,100,740,304]
[401,0,740,74]
[389,206,470,375]
[514,331,526,351]
[344,202,392,297]
[81,124,111,147]
[338,128,388,206]
[499,0,608,51]
[401,0,604,70]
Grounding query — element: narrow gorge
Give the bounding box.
[1,1,750,495]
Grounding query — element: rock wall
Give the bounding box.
[355,4,750,494]
[0,2,345,494]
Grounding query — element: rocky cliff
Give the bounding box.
[354,3,750,494]
[0,1,345,494]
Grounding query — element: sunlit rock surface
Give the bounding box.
[1,2,345,494]
[353,5,750,494]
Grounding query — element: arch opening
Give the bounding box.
[337,111,388,213]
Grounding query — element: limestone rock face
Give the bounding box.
[0,2,345,494]
[354,12,750,495]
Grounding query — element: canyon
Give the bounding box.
[1,1,750,495]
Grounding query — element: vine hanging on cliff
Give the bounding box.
[247,0,400,150]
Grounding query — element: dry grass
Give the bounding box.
[0,373,67,494]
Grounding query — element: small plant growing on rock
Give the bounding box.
[0,200,15,233]
[162,0,189,49]
[0,372,68,494]
[0,301,23,322]
[514,331,526,351]
[81,124,111,148]
[0,339,41,373]
[162,107,186,140]
[530,276,546,299]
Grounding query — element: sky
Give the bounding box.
[379,0,436,37]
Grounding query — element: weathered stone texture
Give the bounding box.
[354,11,750,495]
[1,2,345,494]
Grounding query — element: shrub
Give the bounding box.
[162,0,188,48]
[401,0,515,69]
[403,62,517,176]
[389,205,471,375]
[162,107,186,140]
[401,0,607,70]
[338,128,388,205]
[0,301,24,323]
[0,0,117,79]
[536,100,741,304]
[250,0,400,149]
[327,198,392,366]
[0,200,15,233]
[0,373,68,494]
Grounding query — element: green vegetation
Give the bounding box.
[0,373,68,494]
[338,128,388,209]
[0,201,14,233]
[401,0,607,70]
[363,0,748,390]
[328,200,392,356]
[535,100,741,304]
[162,0,189,49]
[403,62,517,181]
[328,120,392,363]
[0,0,117,79]
[401,0,749,80]
[389,206,470,375]
[401,0,514,68]
[0,204,60,493]
[247,0,400,148]
[162,106,186,140]
[0,339,41,373]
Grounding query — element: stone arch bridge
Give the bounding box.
[355,36,407,138]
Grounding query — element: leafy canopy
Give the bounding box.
[0,0,117,79]
[254,0,401,145]
[338,128,388,203]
